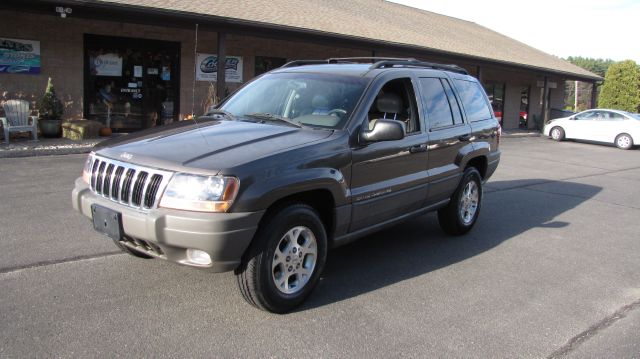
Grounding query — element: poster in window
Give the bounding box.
[0,38,41,74]
[161,66,170,81]
[196,53,243,82]
[255,56,287,76]
[90,53,123,76]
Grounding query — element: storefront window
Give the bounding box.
[84,35,180,132]
[255,56,287,76]
[483,82,505,125]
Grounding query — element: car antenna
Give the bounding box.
[191,23,210,146]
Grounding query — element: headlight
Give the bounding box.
[159,173,239,212]
[82,153,94,184]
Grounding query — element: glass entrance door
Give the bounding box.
[83,34,180,132]
[483,82,505,126]
[519,86,530,129]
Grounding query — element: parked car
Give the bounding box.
[72,58,501,313]
[543,109,640,150]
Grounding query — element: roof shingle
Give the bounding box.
[99,0,600,80]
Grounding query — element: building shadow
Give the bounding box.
[297,179,601,311]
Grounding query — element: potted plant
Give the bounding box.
[37,77,64,137]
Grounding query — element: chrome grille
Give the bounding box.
[88,155,173,210]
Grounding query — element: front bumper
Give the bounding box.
[72,177,263,272]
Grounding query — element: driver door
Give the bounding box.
[350,75,429,232]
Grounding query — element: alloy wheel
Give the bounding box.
[272,226,317,295]
[459,181,479,225]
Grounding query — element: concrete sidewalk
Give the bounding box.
[0,137,107,158]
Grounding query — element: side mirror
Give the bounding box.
[359,119,406,143]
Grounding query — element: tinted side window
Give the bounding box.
[453,79,493,122]
[419,78,454,129]
[442,79,464,125]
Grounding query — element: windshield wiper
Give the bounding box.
[204,108,237,120]
[245,112,303,128]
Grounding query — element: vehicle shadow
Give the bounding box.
[297,179,602,311]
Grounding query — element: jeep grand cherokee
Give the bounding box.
[72,58,501,313]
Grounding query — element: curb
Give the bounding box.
[0,146,96,158]
[0,138,104,158]
[501,131,541,138]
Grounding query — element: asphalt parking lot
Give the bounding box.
[1,136,639,358]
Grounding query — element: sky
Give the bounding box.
[389,0,640,63]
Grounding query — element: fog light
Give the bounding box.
[186,249,212,266]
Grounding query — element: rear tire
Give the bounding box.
[438,167,483,236]
[615,133,633,150]
[235,203,327,313]
[550,126,565,141]
[112,240,154,259]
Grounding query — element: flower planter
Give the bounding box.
[99,127,113,137]
[39,119,62,138]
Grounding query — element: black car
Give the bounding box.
[72,58,501,313]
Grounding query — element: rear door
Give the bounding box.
[418,76,473,205]
[595,110,626,143]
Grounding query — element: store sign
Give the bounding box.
[91,53,123,77]
[196,53,243,82]
[0,38,41,74]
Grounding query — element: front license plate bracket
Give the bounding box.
[91,204,123,240]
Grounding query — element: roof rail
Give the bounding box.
[328,57,417,64]
[280,60,328,68]
[279,57,469,75]
[370,59,468,74]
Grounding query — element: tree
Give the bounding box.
[566,56,614,77]
[598,60,640,112]
[37,77,64,120]
[564,57,615,111]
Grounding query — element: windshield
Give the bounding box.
[219,72,369,129]
[624,112,640,120]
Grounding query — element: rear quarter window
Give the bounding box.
[453,79,493,122]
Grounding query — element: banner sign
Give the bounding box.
[91,53,123,77]
[196,53,243,82]
[0,38,41,74]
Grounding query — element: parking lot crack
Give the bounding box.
[520,187,640,210]
[547,298,640,358]
[0,252,124,275]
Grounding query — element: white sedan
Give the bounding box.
[543,109,640,150]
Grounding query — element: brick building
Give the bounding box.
[0,0,600,131]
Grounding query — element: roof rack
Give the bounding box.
[327,57,417,64]
[371,59,468,74]
[280,60,329,68]
[279,57,468,75]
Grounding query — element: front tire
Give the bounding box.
[438,167,483,236]
[615,133,633,150]
[550,126,565,141]
[235,203,327,313]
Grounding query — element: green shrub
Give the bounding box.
[598,60,640,112]
[37,77,64,120]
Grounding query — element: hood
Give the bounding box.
[95,119,333,173]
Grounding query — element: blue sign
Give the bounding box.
[0,38,41,75]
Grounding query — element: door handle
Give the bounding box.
[458,134,471,142]
[409,144,427,153]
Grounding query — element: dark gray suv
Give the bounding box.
[72,58,501,313]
